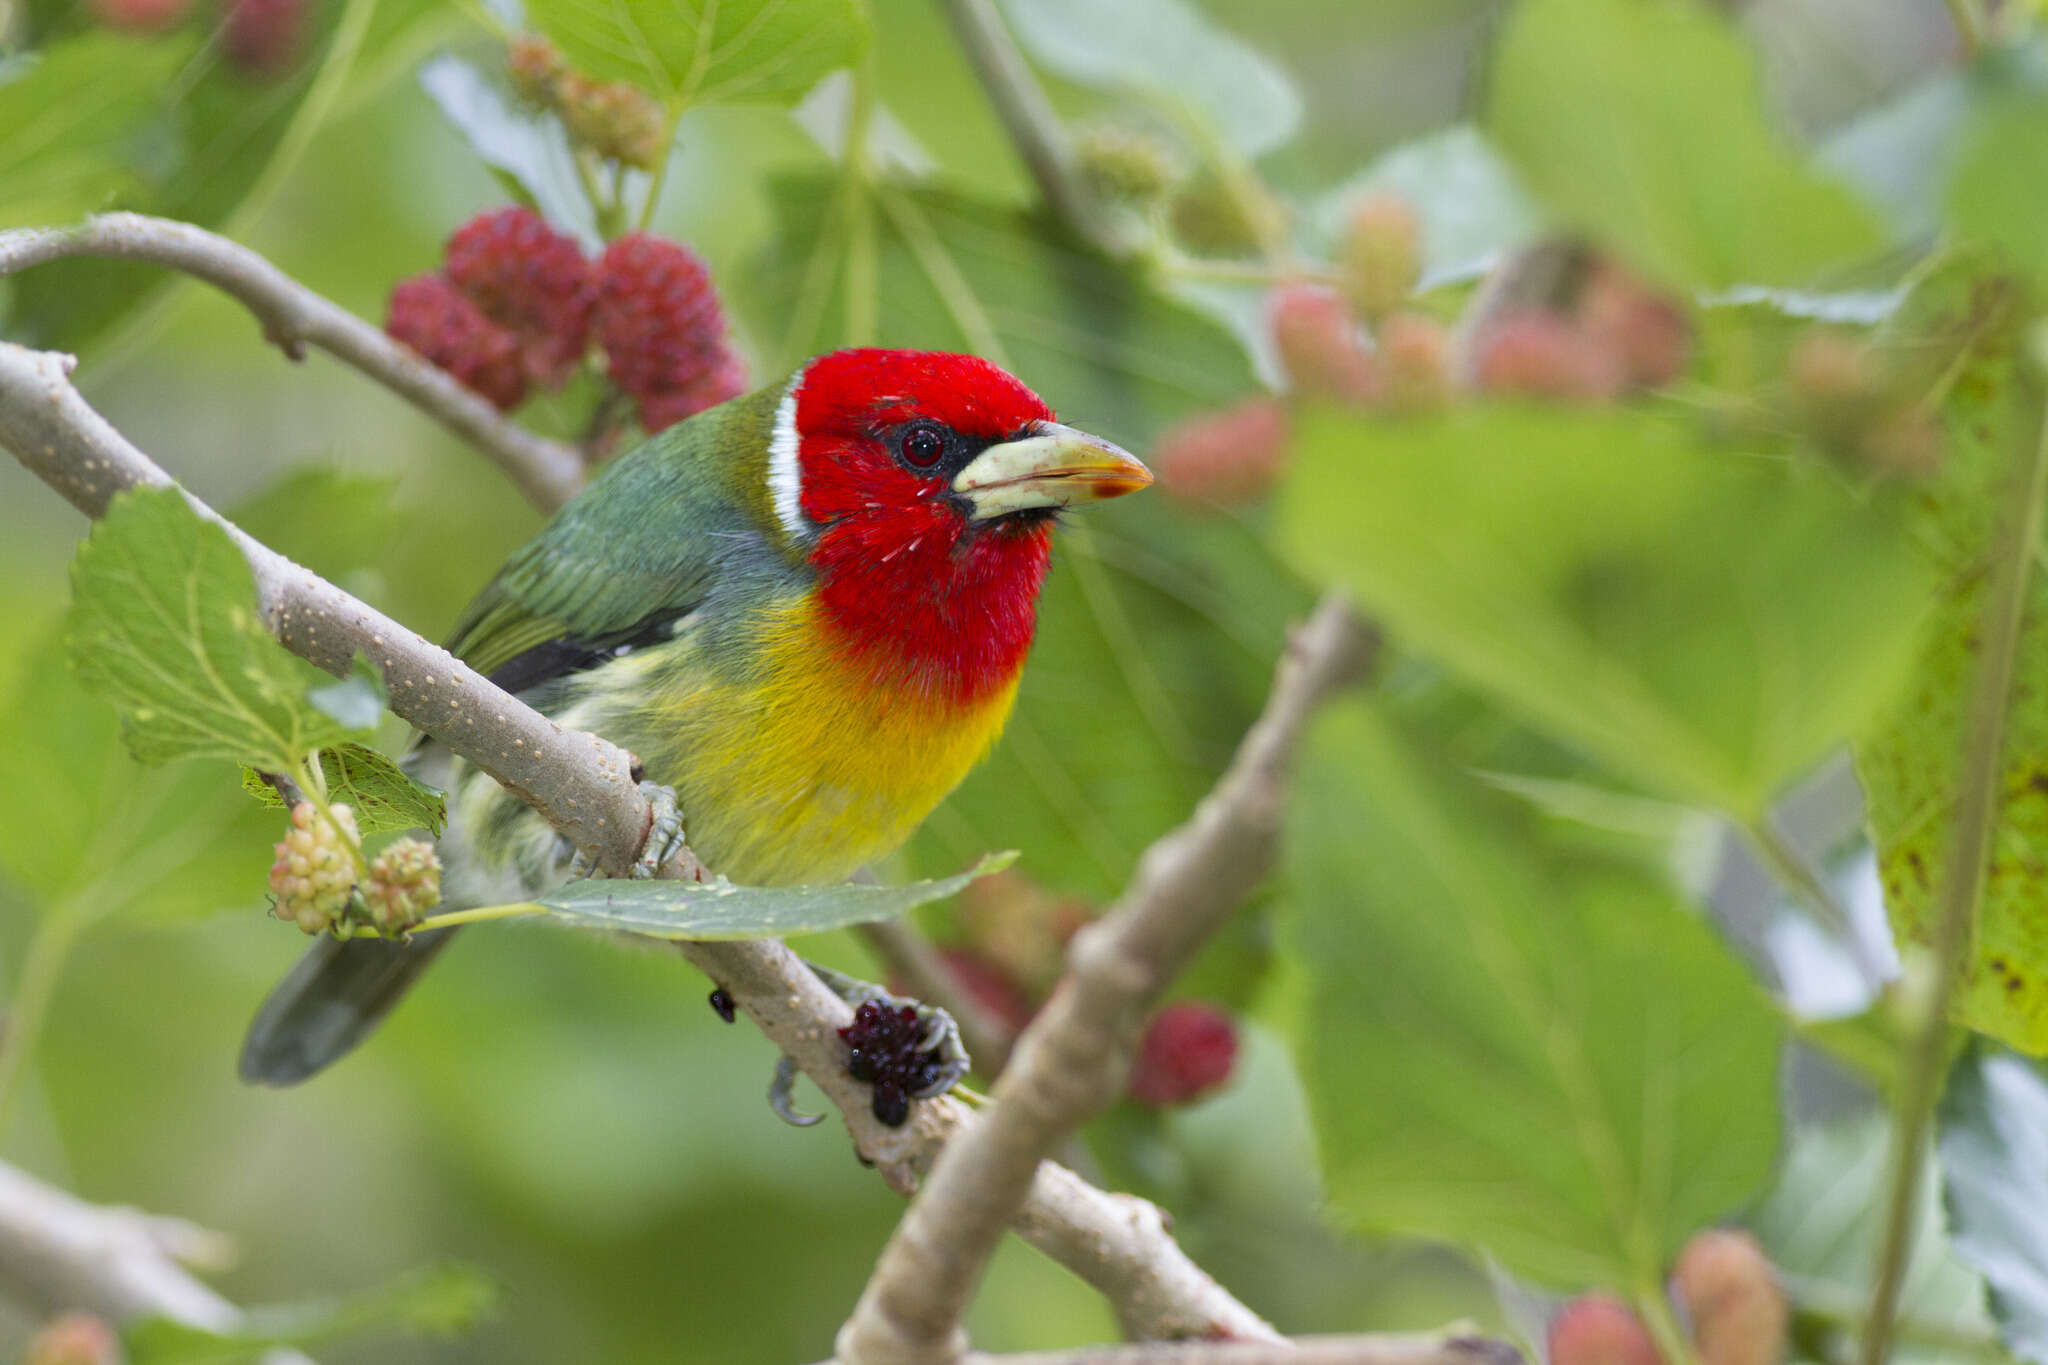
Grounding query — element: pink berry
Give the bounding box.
[1269,284,1376,402]
[1672,1230,1788,1365]
[386,273,530,411]
[1548,1294,1665,1365]
[1374,313,1453,414]
[222,0,307,76]
[89,0,193,30]
[1152,399,1290,508]
[444,207,595,387]
[1127,1001,1239,1107]
[1472,312,1627,402]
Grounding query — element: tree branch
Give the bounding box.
[832,1334,1521,1365]
[0,215,586,512]
[0,1159,313,1364]
[837,595,1375,1365]
[936,0,1130,256]
[0,339,1274,1343]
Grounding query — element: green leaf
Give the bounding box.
[125,1262,495,1364]
[1277,404,1930,818]
[417,52,601,247]
[1858,264,2048,1053]
[0,31,196,230]
[530,851,1015,940]
[1283,701,1783,1289]
[1753,1112,1997,1365]
[522,0,867,109]
[1951,93,2048,291]
[1484,0,1882,287]
[241,743,446,837]
[227,467,403,586]
[1940,1047,2048,1365]
[64,486,352,770]
[307,655,388,733]
[998,0,1301,157]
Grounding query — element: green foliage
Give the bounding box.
[0,32,196,231]
[523,0,868,109]
[1284,701,1783,1289]
[1939,1047,2048,1365]
[999,0,1301,156]
[65,487,359,770]
[1486,0,1882,287]
[124,1263,495,1364]
[531,851,1014,940]
[1278,404,1930,818]
[240,743,447,837]
[228,467,404,586]
[1951,93,2048,291]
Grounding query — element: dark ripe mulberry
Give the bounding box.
[444,207,595,387]
[386,274,530,411]
[708,987,736,1023]
[593,234,747,433]
[839,1000,945,1127]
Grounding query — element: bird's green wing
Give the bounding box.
[446,387,783,689]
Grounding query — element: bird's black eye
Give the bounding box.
[901,422,947,469]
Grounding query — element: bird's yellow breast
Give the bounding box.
[639,594,1019,885]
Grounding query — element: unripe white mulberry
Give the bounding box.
[267,802,360,935]
[361,838,444,934]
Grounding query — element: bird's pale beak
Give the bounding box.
[953,421,1153,521]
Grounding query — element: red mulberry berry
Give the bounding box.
[386,273,530,411]
[1152,399,1289,508]
[444,207,595,388]
[1269,284,1376,402]
[594,234,746,432]
[1471,312,1626,402]
[360,837,442,934]
[1547,1294,1665,1365]
[268,802,360,935]
[1578,259,1691,389]
[222,0,307,76]
[1127,1001,1238,1107]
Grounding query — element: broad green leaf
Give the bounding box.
[1277,405,1930,818]
[1940,1047,2048,1364]
[522,0,867,109]
[1485,0,1882,287]
[1857,261,2048,1052]
[0,32,195,230]
[752,176,1301,909]
[417,52,602,248]
[1754,1112,1996,1365]
[240,743,447,837]
[125,1262,494,1364]
[531,852,1015,940]
[1951,94,2048,291]
[999,0,1301,157]
[1308,124,1541,287]
[1283,701,1782,1289]
[65,486,353,770]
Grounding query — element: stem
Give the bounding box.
[1744,818,1890,994]
[1859,375,2048,1365]
[1944,0,1986,57]
[1636,1283,1700,1365]
[936,0,1129,255]
[0,908,83,1138]
[414,901,546,930]
[295,755,369,882]
[635,108,686,232]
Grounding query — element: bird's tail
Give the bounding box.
[238,928,459,1086]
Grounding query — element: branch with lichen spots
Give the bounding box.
[0,337,1274,1344]
[836,594,1375,1365]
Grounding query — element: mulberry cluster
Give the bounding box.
[1548,1229,1788,1365]
[268,802,360,934]
[1467,245,1692,401]
[595,234,748,433]
[1126,1001,1239,1108]
[506,35,667,171]
[840,1000,951,1127]
[387,208,744,431]
[360,837,443,933]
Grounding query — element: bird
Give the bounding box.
[239,347,1152,1086]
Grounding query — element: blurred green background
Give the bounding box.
[0,0,1972,1361]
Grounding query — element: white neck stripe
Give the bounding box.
[768,374,810,545]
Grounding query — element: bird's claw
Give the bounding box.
[769,1055,823,1127]
[566,782,687,880]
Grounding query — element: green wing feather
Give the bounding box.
[446,385,787,681]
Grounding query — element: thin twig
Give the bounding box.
[837,596,1375,1365]
[0,1158,313,1365]
[0,340,1274,1342]
[1944,0,1986,57]
[815,1334,1520,1365]
[935,0,1130,256]
[0,215,586,511]
[1860,375,2048,1365]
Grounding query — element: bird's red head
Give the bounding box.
[770,348,1150,706]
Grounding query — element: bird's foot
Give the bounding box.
[566,782,688,880]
